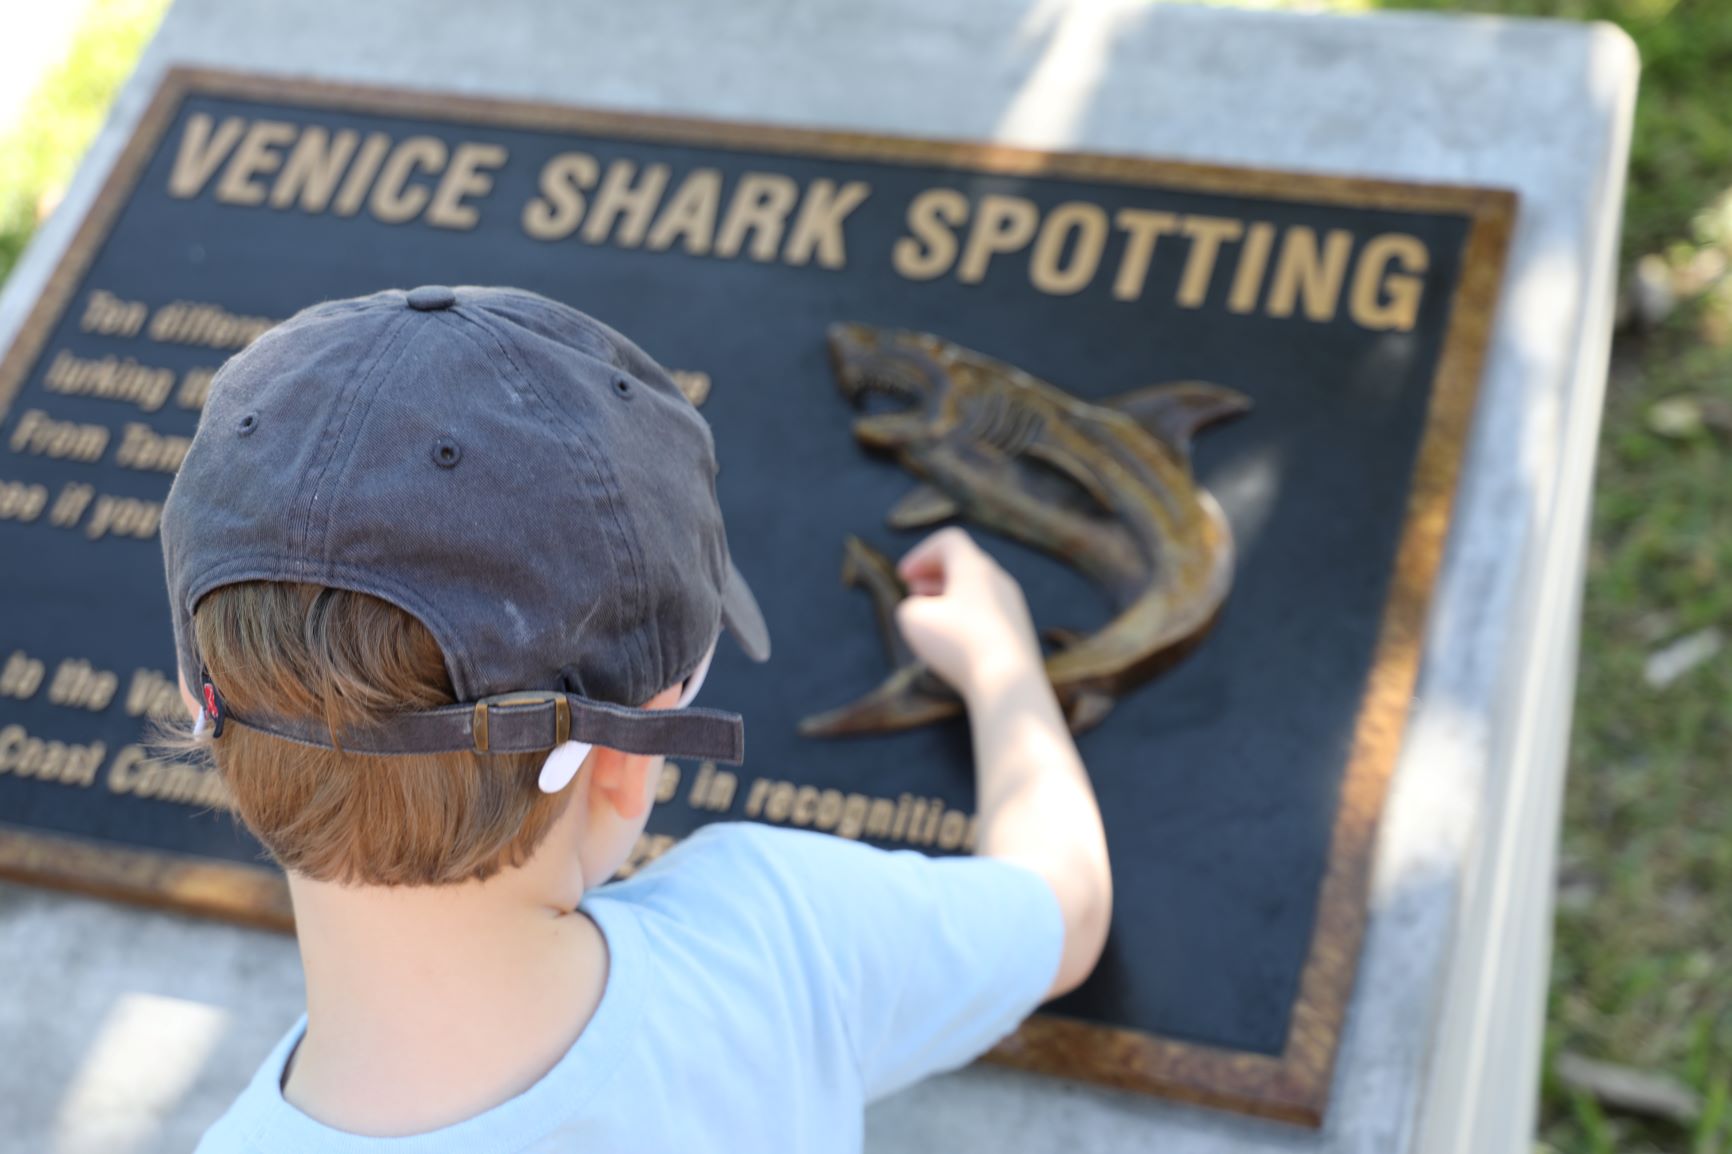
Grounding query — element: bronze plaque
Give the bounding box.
[0,69,1513,1124]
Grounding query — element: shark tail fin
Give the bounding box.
[886,483,960,530]
[1103,380,1251,456]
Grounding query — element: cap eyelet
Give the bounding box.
[611,375,634,399]
[237,413,259,436]
[432,438,462,468]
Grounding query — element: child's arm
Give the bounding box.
[895,527,1113,998]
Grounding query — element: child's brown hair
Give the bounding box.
[188,582,568,886]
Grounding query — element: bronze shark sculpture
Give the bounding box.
[799,323,1250,737]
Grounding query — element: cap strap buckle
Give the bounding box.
[472,692,570,755]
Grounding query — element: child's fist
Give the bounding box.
[894,528,1043,701]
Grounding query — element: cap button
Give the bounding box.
[406,285,457,311]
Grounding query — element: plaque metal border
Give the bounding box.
[0,67,1516,1125]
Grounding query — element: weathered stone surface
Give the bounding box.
[0,2,1635,1152]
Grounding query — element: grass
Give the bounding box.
[0,1,1727,1151]
[0,0,168,283]
[1545,311,1732,1154]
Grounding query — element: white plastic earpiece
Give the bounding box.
[193,708,208,738]
[537,640,716,794]
[538,741,594,793]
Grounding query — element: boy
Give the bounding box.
[164,285,1112,1151]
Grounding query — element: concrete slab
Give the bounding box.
[0,2,1635,1152]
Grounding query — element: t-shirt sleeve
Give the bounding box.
[672,823,1067,1101]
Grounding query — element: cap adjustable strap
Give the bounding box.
[221,691,745,764]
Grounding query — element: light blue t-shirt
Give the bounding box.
[196,822,1065,1153]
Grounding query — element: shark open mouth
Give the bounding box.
[827,325,942,448]
[852,366,922,411]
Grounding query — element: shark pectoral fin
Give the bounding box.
[1062,689,1115,734]
[886,483,961,529]
[1103,380,1252,453]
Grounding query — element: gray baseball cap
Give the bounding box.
[161,285,769,777]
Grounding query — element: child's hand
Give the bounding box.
[894,528,1043,702]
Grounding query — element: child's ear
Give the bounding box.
[587,747,653,821]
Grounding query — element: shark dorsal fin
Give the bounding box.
[1103,381,1251,455]
[886,483,961,529]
